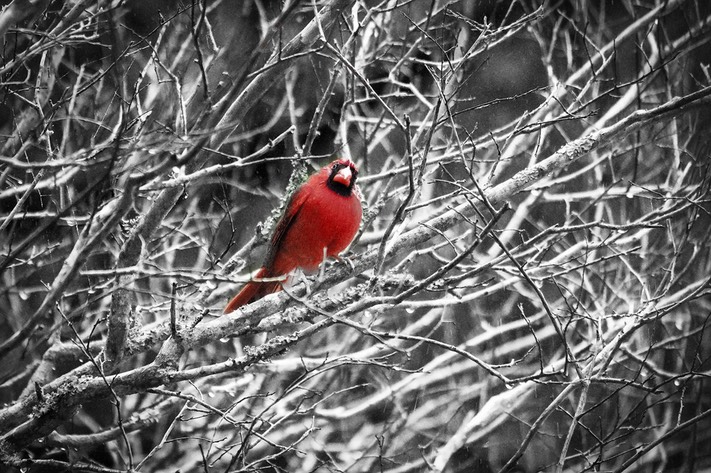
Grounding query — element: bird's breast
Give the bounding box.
[274,188,362,272]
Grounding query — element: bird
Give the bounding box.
[224,158,362,314]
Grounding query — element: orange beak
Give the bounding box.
[333,166,352,187]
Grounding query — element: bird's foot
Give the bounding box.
[296,270,313,295]
[332,254,356,273]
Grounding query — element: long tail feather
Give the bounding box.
[224,267,283,314]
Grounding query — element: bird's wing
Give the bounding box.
[264,187,309,269]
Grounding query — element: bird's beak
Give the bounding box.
[333,166,352,187]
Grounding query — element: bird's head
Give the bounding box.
[326,158,358,196]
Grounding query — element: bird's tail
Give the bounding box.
[223,267,284,314]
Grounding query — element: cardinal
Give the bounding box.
[224,158,362,313]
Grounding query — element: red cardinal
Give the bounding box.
[224,158,362,313]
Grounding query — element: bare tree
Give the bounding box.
[1,0,710,472]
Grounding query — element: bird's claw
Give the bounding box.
[332,254,356,273]
[299,271,313,295]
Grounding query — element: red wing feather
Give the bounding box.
[264,188,309,271]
